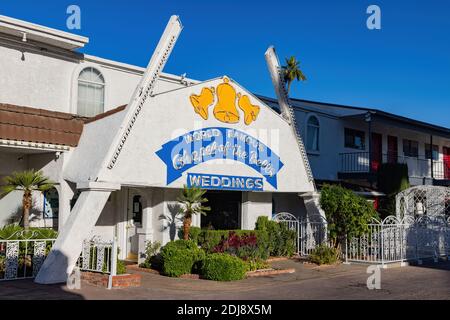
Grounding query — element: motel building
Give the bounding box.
[0,16,320,283]
[0,15,448,284]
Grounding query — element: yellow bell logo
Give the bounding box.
[189,77,260,125]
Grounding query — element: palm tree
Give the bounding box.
[177,185,210,240]
[2,170,55,231]
[282,56,307,94]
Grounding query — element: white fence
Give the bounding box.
[0,231,56,281]
[345,215,450,265]
[76,237,118,289]
[273,213,327,256]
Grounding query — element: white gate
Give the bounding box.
[345,215,450,265]
[0,231,56,281]
[273,212,328,256]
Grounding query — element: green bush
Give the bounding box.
[245,259,270,272]
[116,260,127,275]
[201,253,247,281]
[377,163,410,219]
[141,241,162,270]
[377,163,410,195]
[0,224,58,240]
[160,240,205,277]
[309,244,339,265]
[182,226,202,244]
[255,216,296,257]
[320,185,379,248]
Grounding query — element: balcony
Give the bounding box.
[338,152,450,186]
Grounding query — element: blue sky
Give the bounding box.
[1,0,449,127]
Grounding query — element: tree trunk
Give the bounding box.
[183,215,192,240]
[23,191,32,231]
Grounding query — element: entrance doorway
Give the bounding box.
[444,147,450,180]
[387,135,398,163]
[126,190,142,261]
[201,191,241,230]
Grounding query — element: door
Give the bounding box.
[201,191,241,230]
[126,191,142,260]
[387,136,398,163]
[444,147,450,179]
[371,133,383,172]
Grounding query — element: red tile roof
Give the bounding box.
[0,103,86,147]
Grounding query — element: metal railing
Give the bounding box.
[273,213,328,256]
[345,215,450,265]
[76,237,118,289]
[0,232,56,281]
[339,152,449,180]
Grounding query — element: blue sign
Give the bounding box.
[156,127,283,189]
[187,173,263,191]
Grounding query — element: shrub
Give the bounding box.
[320,185,379,249]
[309,244,339,265]
[189,226,202,244]
[377,163,410,219]
[245,259,270,272]
[116,260,127,275]
[201,253,247,281]
[255,216,296,257]
[211,231,267,261]
[141,241,162,270]
[160,240,205,277]
[197,230,268,257]
[180,226,202,244]
[0,224,22,239]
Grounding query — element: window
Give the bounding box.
[132,195,142,224]
[425,144,439,160]
[345,128,365,150]
[403,139,418,157]
[77,67,105,117]
[306,115,320,152]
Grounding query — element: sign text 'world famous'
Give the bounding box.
[156,127,283,189]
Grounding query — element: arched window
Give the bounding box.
[306,115,320,152]
[77,67,105,117]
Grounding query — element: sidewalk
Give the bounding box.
[1,259,449,300]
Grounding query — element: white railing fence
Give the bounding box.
[345,215,450,265]
[273,213,328,256]
[76,237,118,289]
[0,230,56,281]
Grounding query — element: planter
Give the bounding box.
[81,271,141,288]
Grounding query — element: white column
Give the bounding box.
[35,182,120,284]
[56,180,74,231]
[299,191,327,221]
[241,192,272,230]
[137,189,153,265]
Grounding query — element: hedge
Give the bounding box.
[255,216,296,257]
[201,253,247,281]
[160,240,205,277]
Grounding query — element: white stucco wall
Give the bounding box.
[297,109,450,184]
[67,77,315,194]
[0,42,189,115]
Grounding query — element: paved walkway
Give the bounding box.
[1,259,449,300]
